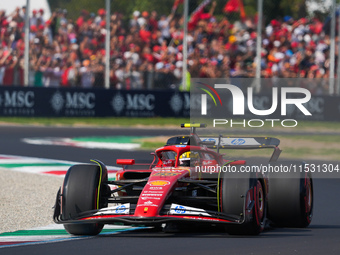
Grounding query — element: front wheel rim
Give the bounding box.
[257,180,264,220]
[305,177,312,214]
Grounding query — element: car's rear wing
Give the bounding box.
[200,136,282,162]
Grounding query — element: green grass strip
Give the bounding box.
[0,229,69,236]
[1,117,340,132]
[0,117,190,127]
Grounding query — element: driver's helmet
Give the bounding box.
[179,151,199,166]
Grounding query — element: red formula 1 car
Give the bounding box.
[53,124,313,235]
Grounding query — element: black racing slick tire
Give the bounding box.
[267,162,313,228]
[219,170,266,235]
[61,162,108,235]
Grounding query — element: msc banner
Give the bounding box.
[0,87,190,118]
[0,87,339,120]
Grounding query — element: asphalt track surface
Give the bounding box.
[1,125,340,255]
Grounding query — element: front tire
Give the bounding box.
[267,162,313,228]
[61,163,108,235]
[219,171,266,235]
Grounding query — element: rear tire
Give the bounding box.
[267,162,313,228]
[62,164,108,235]
[219,171,266,235]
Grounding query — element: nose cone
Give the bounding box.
[134,169,189,217]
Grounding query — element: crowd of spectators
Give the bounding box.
[0,3,336,93]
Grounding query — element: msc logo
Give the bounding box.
[0,91,34,108]
[50,91,95,113]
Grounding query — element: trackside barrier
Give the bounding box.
[0,87,339,120]
[0,87,190,118]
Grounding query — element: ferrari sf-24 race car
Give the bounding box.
[53,124,313,235]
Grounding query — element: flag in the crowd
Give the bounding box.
[172,0,184,13]
[188,0,212,30]
[224,0,246,20]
